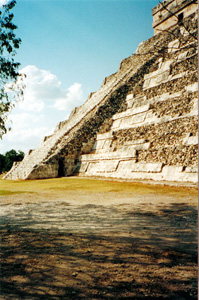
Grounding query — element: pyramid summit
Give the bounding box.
[4,0,198,183]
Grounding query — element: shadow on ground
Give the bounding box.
[0,202,197,300]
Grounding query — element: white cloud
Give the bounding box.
[1,65,85,153]
[1,112,53,153]
[7,112,43,131]
[54,82,83,111]
[7,126,50,143]
[5,113,51,142]
[18,65,84,112]
[0,0,10,7]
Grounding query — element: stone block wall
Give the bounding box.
[152,0,198,35]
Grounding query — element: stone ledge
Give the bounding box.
[143,71,170,90]
[191,98,198,115]
[183,134,198,146]
[79,160,198,183]
[116,143,151,152]
[185,82,198,93]
[144,60,173,80]
[112,103,150,120]
[112,112,148,130]
[87,160,119,173]
[109,169,198,183]
[78,162,89,173]
[168,39,180,53]
[147,91,182,104]
[90,164,198,183]
[91,139,106,151]
[161,165,183,177]
[143,67,195,91]
[111,119,122,129]
[126,94,134,101]
[130,162,163,173]
[80,148,137,162]
[185,166,198,173]
[126,95,148,109]
[124,139,146,146]
[125,110,198,130]
[96,132,113,140]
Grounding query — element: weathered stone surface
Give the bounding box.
[185,165,198,173]
[86,160,119,174]
[152,0,198,35]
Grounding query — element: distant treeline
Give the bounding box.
[0,150,25,174]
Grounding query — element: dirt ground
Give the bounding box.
[0,177,198,300]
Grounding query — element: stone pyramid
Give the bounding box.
[4,0,198,183]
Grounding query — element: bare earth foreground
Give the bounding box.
[0,177,197,300]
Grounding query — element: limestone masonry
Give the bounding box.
[4,0,198,183]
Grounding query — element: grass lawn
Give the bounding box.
[0,176,197,198]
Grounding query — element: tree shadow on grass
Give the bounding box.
[0,202,197,300]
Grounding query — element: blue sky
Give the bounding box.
[1,0,160,154]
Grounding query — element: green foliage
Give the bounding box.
[0,0,24,138]
[0,149,24,174]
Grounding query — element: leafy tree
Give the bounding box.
[0,149,24,174]
[0,153,5,173]
[0,0,24,138]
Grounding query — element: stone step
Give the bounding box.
[96,132,113,140]
[143,60,173,90]
[81,161,198,183]
[80,147,137,162]
[92,139,112,152]
[86,160,119,174]
[147,91,182,104]
[112,111,148,130]
[183,134,198,146]
[117,161,163,173]
[112,103,150,121]
[185,82,198,93]
[185,166,198,173]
